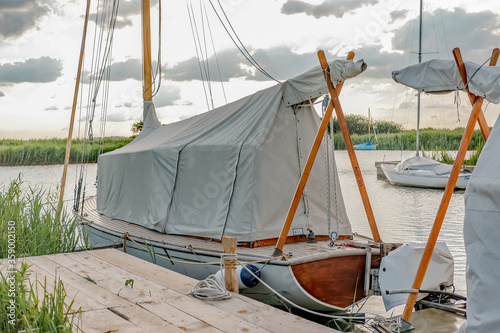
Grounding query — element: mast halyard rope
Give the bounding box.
[74,0,119,212]
[208,0,280,83]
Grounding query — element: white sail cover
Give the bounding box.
[96,60,366,241]
[379,242,454,311]
[458,115,500,333]
[392,59,500,104]
[399,155,454,175]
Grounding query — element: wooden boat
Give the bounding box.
[64,0,395,313]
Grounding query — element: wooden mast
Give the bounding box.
[401,47,495,321]
[273,51,381,256]
[142,0,153,101]
[57,0,92,217]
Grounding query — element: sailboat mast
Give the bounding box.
[416,0,423,156]
[142,0,153,101]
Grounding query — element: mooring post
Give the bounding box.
[222,236,238,293]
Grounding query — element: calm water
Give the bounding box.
[0,150,467,296]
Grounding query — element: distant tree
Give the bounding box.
[329,115,403,135]
[131,120,143,136]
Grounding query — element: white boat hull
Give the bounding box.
[380,163,470,189]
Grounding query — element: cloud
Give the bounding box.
[0,57,63,84]
[44,106,58,111]
[164,46,322,82]
[0,90,4,97]
[391,8,500,62]
[83,58,142,83]
[105,112,135,123]
[281,0,378,19]
[0,0,52,39]
[153,84,181,107]
[90,0,158,29]
[389,9,408,23]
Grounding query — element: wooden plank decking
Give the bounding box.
[0,249,338,332]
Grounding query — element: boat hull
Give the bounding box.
[380,163,470,189]
[80,204,379,312]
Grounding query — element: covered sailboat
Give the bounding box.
[381,56,500,189]
[82,55,386,311]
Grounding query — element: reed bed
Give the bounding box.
[0,137,133,166]
[333,128,485,152]
[0,262,81,332]
[0,176,86,258]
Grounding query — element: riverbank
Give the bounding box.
[0,128,485,166]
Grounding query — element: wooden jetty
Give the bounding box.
[0,249,337,332]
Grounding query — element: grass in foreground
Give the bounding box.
[0,262,81,332]
[0,176,86,258]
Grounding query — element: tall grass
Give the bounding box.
[0,176,86,258]
[333,128,485,151]
[0,137,133,166]
[0,262,81,332]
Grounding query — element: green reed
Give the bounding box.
[0,137,133,166]
[333,128,485,153]
[0,262,81,332]
[0,176,86,258]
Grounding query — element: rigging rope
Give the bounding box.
[208,0,280,83]
[74,0,119,212]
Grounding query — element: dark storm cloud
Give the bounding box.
[392,8,500,62]
[83,59,142,83]
[281,0,378,19]
[0,57,63,84]
[0,0,52,39]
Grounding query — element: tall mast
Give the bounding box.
[416,0,423,156]
[142,0,153,101]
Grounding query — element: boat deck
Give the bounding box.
[82,196,375,264]
[0,249,337,332]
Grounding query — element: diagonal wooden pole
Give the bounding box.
[401,50,490,321]
[273,51,357,256]
[57,0,92,217]
[317,50,381,244]
[453,47,499,140]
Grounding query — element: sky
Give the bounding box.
[1,0,500,139]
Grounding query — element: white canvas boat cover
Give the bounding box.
[458,115,500,333]
[399,155,453,175]
[392,59,500,104]
[96,59,366,241]
[379,242,454,311]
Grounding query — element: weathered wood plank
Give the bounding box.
[24,255,130,308]
[90,249,334,332]
[138,301,224,333]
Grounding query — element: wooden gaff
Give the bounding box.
[57,0,92,217]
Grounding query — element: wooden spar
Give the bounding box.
[142,0,153,101]
[401,51,491,321]
[317,50,381,243]
[453,47,499,140]
[272,52,355,256]
[222,236,238,293]
[57,0,92,217]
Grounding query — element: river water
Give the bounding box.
[0,149,467,297]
